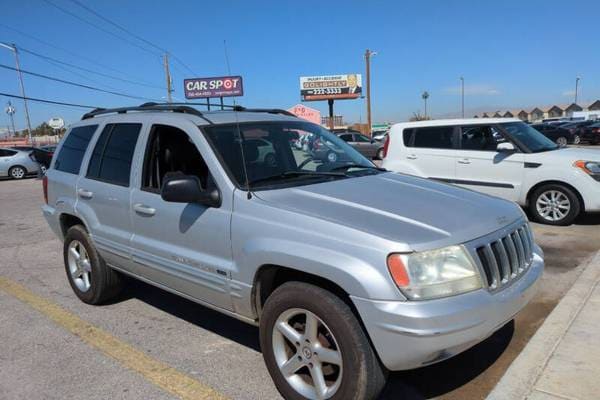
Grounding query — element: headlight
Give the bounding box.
[387,245,482,300]
[574,160,600,175]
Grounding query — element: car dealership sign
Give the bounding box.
[287,104,321,125]
[300,74,362,101]
[184,76,243,99]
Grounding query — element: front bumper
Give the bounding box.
[351,248,543,371]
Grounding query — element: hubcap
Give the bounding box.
[67,240,92,292]
[574,135,581,145]
[557,137,567,147]
[11,167,24,179]
[272,308,343,400]
[536,190,570,222]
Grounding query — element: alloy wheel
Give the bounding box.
[536,190,570,222]
[556,137,568,147]
[67,240,92,292]
[573,135,581,145]
[10,167,25,179]
[272,308,343,400]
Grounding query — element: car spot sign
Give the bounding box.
[300,74,362,101]
[48,117,65,129]
[184,76,244,99]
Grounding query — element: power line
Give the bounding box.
[65,0,198,76]
[41,0,162,58]
[0,63,161,102]
[0,23,162,86]
[18,46,166,90]
[0,92,100,109]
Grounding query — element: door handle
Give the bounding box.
[458,158,471,165]
[77,188,93,199]
[406,154,417,160]
[133,203,156,216]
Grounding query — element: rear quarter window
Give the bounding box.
[409,126,455,149]
[54,125,98,174]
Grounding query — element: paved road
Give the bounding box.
[1,178,599,400]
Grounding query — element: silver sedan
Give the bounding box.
[0,148,41,179]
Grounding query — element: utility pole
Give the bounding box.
[364,49,377,137]
[422,91,429,119]
[163,53,173,103]
[0,43,32,143]
[5,101,16,136]
[574,77,581,105]
[460,76,465,118]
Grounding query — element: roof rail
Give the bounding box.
[81,103,210,121]
[81,102,297,121]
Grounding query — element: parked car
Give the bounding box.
[531,123,578,146]
[560,120,597,140]
[372,130,388,142]
[337,131,385,159]
[0,147,41,179]
[42,105,543,400]
[381,118,600,225]
[41,144,58,153]
[581,122,600,145]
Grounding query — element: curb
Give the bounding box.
[487,250,600,400]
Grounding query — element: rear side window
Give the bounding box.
[87,123,141,187]
[0,149,17,157]
[409,126,455,149]
[54,125,98,174]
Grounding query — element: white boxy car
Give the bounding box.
[381,118,600,225]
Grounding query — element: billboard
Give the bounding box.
[287,104,321,125]
[300,74,362,101]
[184,76,243,99]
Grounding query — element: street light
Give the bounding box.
[460,76,465,118]
[5,101,16,136]
[0,42,33,143]
[365,49,377,136]
[574,77,581,105]
[422,91,430,119]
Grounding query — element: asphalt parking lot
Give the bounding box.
[1,177,599,400]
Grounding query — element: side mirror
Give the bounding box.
[161,175,221,207]
[497,142,516,152]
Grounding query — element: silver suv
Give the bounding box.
[42,104,544,400]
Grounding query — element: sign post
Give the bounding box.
[299,74,362,131]
[184,76,243,107]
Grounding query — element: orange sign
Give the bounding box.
[287,104,322,125]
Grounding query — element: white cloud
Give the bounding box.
[444,84,500,96]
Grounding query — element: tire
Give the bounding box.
[40,164,48,175]
[529,184,581,226]
[326,151,338,163]
[9,166,26,180]
[556,137,568,147]
[63,225,123,304]
[376,148,384,160]
[573,135,581,145]
[260,282,387,400]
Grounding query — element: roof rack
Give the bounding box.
[81,102,298,121]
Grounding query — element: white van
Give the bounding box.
[381,118,600,225]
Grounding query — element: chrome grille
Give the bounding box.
[475,224,534,290]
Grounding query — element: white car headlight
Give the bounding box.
[387,245,483,300]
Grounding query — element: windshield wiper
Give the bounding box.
[330,164,387,172]
[249,171,347,186]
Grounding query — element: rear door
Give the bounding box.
[353,133,378,158]
[402,125,457,180]
[75,122,143,273]
[453,124,525,201]
[0,149,17,175]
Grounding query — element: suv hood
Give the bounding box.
[255,172,523,250]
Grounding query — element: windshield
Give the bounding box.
[500,122,559,153]
[202,120,377,190]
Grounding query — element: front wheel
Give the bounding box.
[529,184,581,226]
[556,137,568,147]
[260,282,386,400]
[573,134,581,145]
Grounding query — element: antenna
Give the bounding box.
[224,39,252,199]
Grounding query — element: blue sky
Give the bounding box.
[1,0,599,130]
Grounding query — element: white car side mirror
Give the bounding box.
[497,142,516,152]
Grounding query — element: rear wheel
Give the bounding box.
[9,166,26,179]
[529,184,580,226]
[63,225,123,304]
[260,282,387,400]
[556,137,568,147]
[573,134,581,145]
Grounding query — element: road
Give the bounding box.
[1,178,599,400]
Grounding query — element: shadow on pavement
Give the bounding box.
[113,278,515,399]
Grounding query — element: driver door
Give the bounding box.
[453,124,525,201]
[129,121,233,310]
